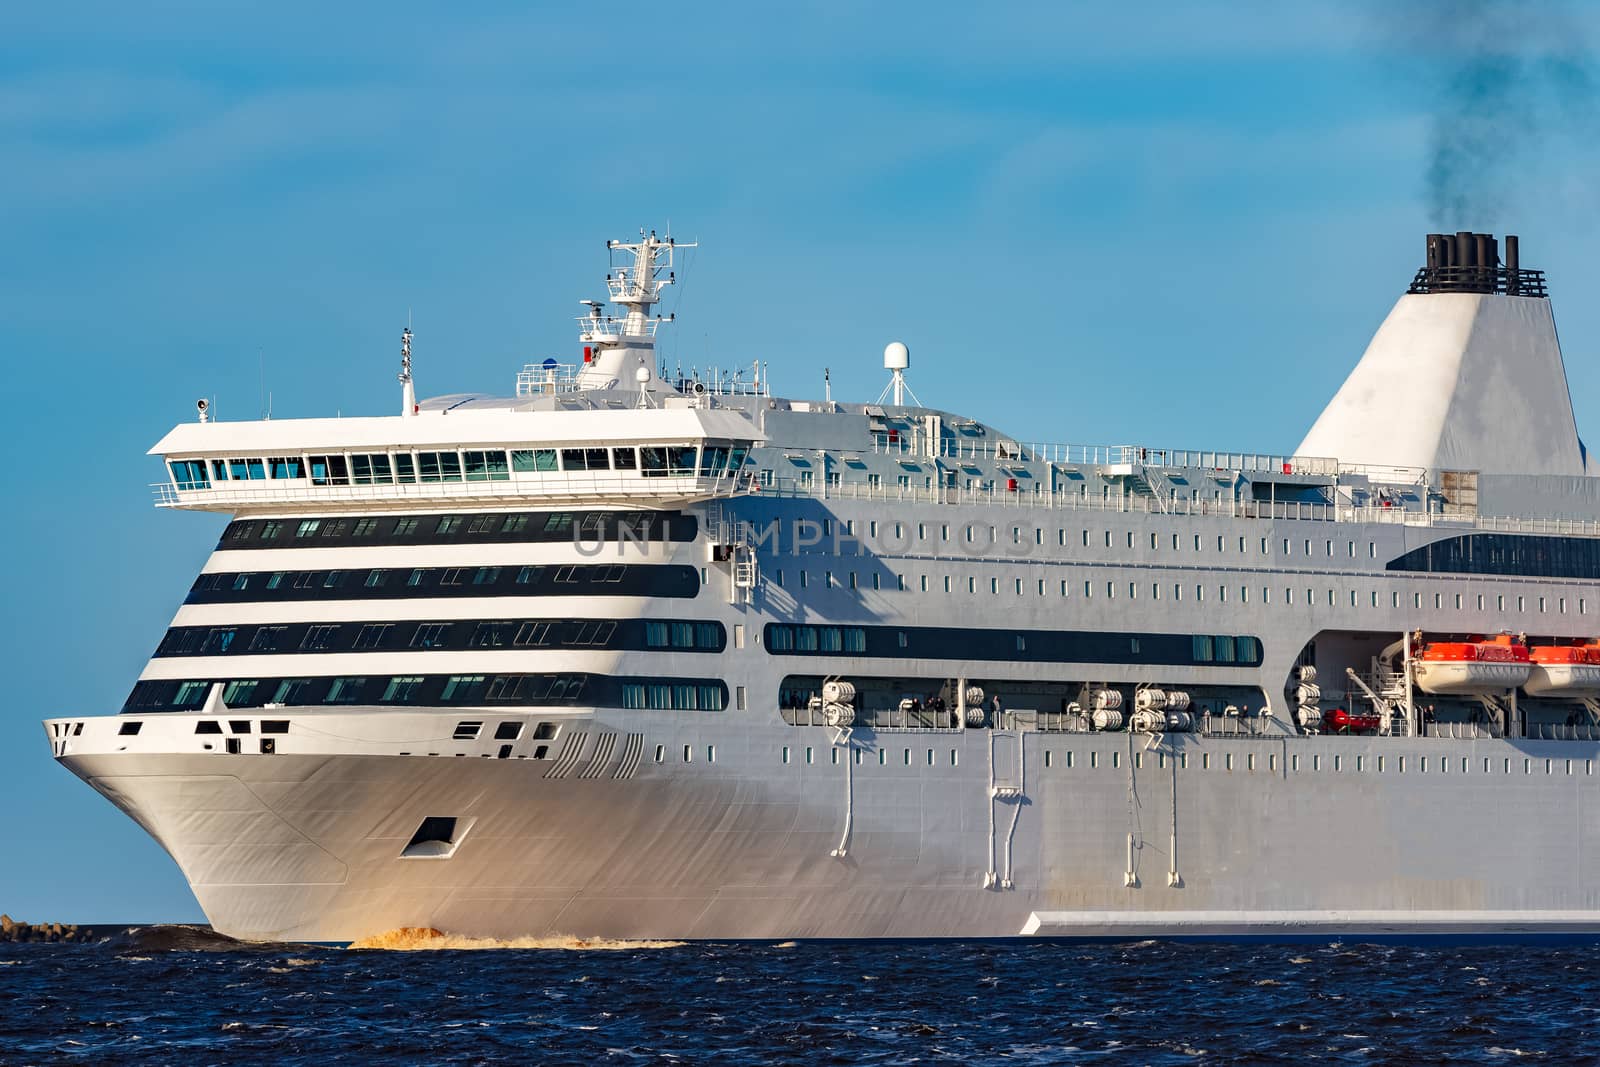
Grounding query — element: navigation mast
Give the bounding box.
[576,229,696,390]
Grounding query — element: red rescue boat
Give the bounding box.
[1325,708,1382,734]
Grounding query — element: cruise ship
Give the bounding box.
[45,229,1600,941]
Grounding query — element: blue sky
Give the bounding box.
[4,2,1599,922]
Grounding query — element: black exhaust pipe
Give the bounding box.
[1408,231,1546,298]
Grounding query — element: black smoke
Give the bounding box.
[1389,0,1598,227]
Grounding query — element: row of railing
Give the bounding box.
[153,471,754,508]
[155,463,1600,541]
[868,434,1367,479]
[514,363,584,397]
[757,477,1600,539]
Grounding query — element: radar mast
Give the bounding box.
[576,229,696,390]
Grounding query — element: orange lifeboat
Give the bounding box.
[1413,633,1531,695]
[1523,641,1600,697]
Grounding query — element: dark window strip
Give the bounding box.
[217,510,696,551]
[123,674,727,714]
[184,564,700,604]
[154,617,726,657]
[1388,533,1600,581]
[763,623,1263,668]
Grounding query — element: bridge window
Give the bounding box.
[561,448,610,472]
[464,450,511,481]
[511,449,555,473]
[418,451,463,483]
[351,454,393,484]
[309,455,350,486]
[668,446,697,476]
[700,446,730,475]
[229,458,267,480]
[169,460,210,490]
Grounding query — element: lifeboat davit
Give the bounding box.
[1413,634,1531,694]
[1523,642,1600,697]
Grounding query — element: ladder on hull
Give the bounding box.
[984,731,1025,890]
[705,504,762,605]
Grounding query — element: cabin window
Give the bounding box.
[326,677,366,703]
[269,456,305,479]
[270,679,312,704]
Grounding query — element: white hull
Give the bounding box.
[53,711,1600,942]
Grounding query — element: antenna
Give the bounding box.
[399,325,417,417]
[635,364,654,409]
[824,366,832,404]
[875,341,922,407]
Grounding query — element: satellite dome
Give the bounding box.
[884,341,910,370]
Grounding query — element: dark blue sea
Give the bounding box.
[5,931,1600,1064]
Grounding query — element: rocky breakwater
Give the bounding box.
[1,914,93,943]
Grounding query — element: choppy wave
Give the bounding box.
[6,939,1600,1063]
[348,926,687,951]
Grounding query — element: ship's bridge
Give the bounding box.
[151,404,761,513]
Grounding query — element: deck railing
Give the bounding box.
[153,472,755,510]
[753,477,1600,539]
[864,435,1415,481]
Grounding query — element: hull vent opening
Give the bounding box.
[401,816,471,859]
